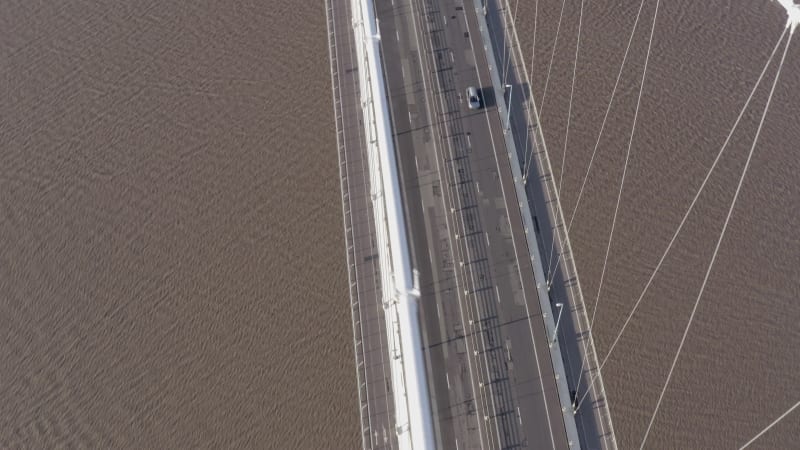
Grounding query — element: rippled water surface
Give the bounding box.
[1,1,358,447]
[3,0,799,448]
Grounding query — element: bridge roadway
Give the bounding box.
[327,0,591,447]
[375,0,571,448]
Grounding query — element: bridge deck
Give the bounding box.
[375,0,572,448]
[327,0,612,447]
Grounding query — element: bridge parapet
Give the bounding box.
[350,0,435,448]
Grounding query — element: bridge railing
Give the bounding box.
[324,0,373,447]
[350,0,435,448]
[468,0,612,448]
[488,0,619,448]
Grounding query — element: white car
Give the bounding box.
[466,86,481,110]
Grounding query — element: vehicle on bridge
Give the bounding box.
[466,86,481,110]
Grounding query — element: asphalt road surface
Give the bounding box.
[375,0,573,448]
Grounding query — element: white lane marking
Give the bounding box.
[517,407,523,425]
[446,372,451,390]
[437,302,442,318]
[466,134,472,148]
[407,1,485,447]
[415,155,420,171]
[495,285,500,303]
[485,231,491,248]
[396,30,400,41]
[476,181,480,193]
[464,5,556,446]
[401,65,406,79]
[408,111,413,123]
[425,17,499,445]
[450,51,455,63]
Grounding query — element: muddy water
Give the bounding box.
[3,0,799,447]
[1,1,358,447]
[512,0,800,448]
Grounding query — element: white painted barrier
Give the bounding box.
[350,0,435,448]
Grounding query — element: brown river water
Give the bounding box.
[1,0,358,448]
[1,0,797,448]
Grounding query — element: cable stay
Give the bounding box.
[573,24,790,413]
[739,400,800,449]
[502,0,520,85]
[555,0,586,201]
[589,0,659,343]
[531,0,538,79]
[538,0,568,120]
[544,0,649,286]
[639,30,793,449]
[520,0,539,182]
[570,0,660,403]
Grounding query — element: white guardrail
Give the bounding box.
[350,0,435,449]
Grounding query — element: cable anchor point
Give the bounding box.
[775,0,800,34]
